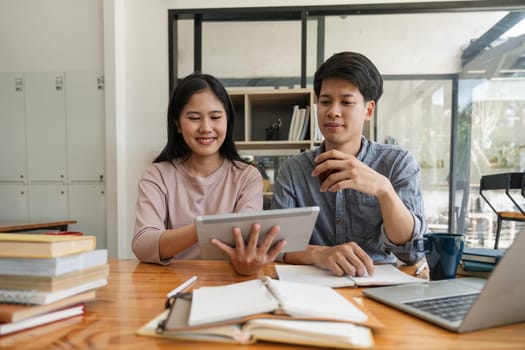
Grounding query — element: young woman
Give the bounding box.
[132,73,286,275]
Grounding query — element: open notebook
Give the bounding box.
[363,229,525,333]
[275,264,427,287]
[138,277,383,349]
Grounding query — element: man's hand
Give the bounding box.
[309,242,375,277]
[211,223,287,276]
[312,149,391,197]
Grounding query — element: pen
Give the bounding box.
[415,262,428,276]
[166,275,198,298]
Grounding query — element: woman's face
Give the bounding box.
[177,89,227,159]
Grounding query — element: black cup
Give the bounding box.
[422,233,464,280]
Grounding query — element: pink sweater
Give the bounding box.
[132,159,263,264]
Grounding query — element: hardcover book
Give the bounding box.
[0,290,95,323]
[0,233,96,258]
[461,260,496,272]
[0,279,107,305]
[462,247,504,264]
[0,304,85,336]
[0,249,108,276]
[0,264,109,292]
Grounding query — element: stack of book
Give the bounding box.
[0,233,108,336]
[457,246,505,278]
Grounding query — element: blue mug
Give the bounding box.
[423,233,464,280]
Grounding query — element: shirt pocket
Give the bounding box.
[348,192,382,244]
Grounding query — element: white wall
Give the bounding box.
[111,1,170,259]
[0,0,103,71]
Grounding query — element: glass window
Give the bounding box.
[377,80,453,231]
[170,8,525,247]
[458,78,525,249]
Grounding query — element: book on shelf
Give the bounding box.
[292,107,305,141]
[291,107,303,141]
[0,278,107,305]
[138,277,382,349]
[0,264,109,292]
[0,290,96,323]
[275,264,427,288]
[0,249,108,276]
[298,105,310,140]
[287,105,300,141]
[461,247,505,264]
[0,233,96,258]
[312,104,323,142]
[0,304,84,336]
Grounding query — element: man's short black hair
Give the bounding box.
[313,51,383,104]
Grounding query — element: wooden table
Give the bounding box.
[1,260,524,349]
[0,220,76,233]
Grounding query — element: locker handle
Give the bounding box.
[56,76,64,91]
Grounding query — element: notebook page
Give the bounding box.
[243,318,373,349]
[188,279,279,326]
[265,278,368,323]
[274,265,355,287]
[276,264,426,287]
[350,264,427,286]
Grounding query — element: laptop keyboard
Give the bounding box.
[403,293,479,322]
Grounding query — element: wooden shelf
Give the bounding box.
[236,140,312,151]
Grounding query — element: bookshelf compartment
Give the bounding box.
[228,88,314,145]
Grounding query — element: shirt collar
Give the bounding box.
[317,136,369,160]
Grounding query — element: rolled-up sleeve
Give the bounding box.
[381,150,426,264]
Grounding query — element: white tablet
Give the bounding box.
[195,206,320,260]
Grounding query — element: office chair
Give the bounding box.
[479,172,525,249]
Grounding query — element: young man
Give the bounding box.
[272,51,426,276]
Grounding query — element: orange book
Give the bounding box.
[0,233,95,258]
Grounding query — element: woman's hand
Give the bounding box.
[211,223,287,276]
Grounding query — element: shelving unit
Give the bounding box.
[228,88,317,151]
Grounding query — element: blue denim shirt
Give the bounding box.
[272,136,426,265]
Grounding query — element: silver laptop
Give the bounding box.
[363,228,525,333]
[195,207,319,260]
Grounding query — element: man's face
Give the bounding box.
[316,76,375,150]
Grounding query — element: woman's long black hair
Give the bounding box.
[154,72,244,164]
